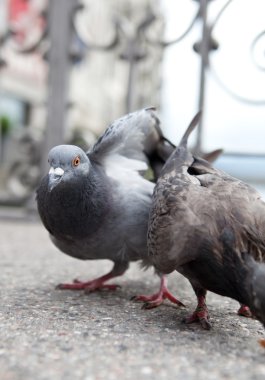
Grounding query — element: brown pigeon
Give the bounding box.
[148,111,265,329]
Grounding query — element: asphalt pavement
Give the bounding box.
[0,216,265,380]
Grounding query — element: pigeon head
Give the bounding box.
[47,145,90,191]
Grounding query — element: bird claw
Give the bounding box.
[237,305,253,318]
[183,307,211,330]
[182,315,211,330]
[130,295,156,303]
[141,300,163,310]
[131,289,185,309]
[200,318,212,330]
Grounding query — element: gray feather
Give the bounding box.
[36,108,167,284]
[89,108,162,164]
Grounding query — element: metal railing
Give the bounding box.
[0,0,264,208]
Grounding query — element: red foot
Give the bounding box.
[56,273,121,293]
[183,296,211,330]
[237,304,253,318]
[131,276,185,309]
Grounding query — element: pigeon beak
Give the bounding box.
[48,167,64,191]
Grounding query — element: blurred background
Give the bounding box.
[0,0,264,213]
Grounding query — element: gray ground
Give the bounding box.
[0,216,265,380]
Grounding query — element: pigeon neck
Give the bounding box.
[38,164,111,239]
[63,164,111,238]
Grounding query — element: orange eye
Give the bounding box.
[72,156,81,167]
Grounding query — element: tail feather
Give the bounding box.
[202,149,223,163]
[179,110,202,148]
[159,111,201,177]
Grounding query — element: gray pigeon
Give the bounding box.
[36,108,185,307]
[148,111,265,329]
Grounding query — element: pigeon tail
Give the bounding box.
[202,148,223,163]
[179,110,202,148]
[160,111,201,176]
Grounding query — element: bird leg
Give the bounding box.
[56,262,129,293]
[131,275,185,309]
[237,304,253,318]
[183,289,211,330]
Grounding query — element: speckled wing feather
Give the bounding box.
[149,131,265,275]
[189,158,265,262]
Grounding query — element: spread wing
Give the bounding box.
[88,108,166,173]
[88,108,162,163]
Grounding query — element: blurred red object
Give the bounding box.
[9,0,29,23]
[7,0,46,48]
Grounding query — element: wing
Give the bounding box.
[149,149,265,274]
[88,108,174,179]
[191,158,265,260]
[148,177,205,274]
[180,156,265,261]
